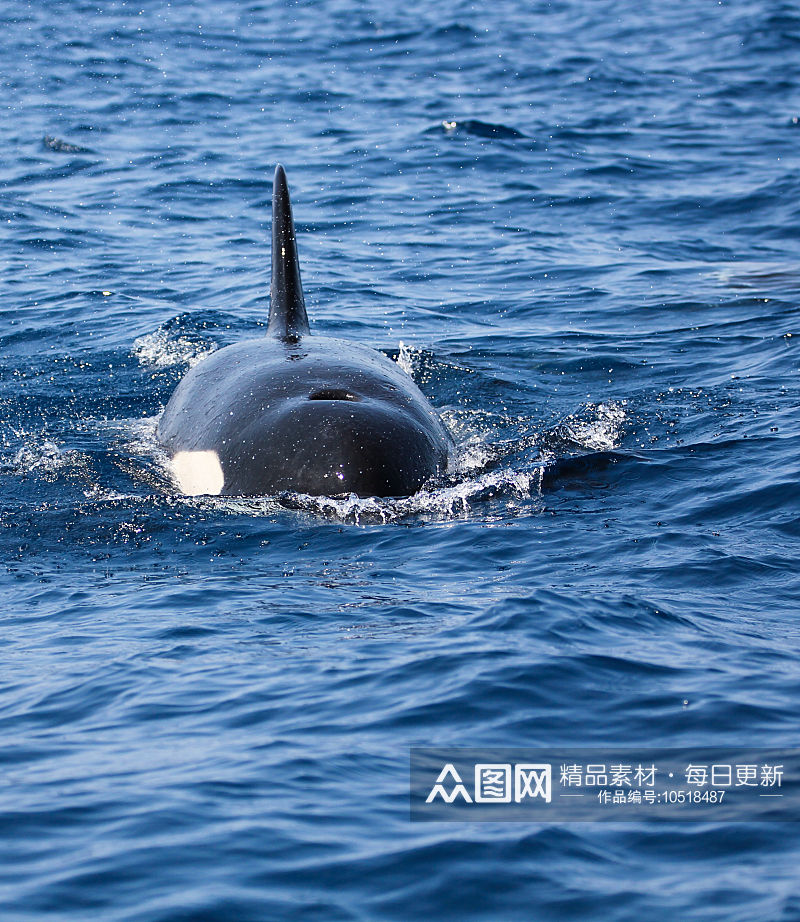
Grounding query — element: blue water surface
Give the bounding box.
[2,1,800,919]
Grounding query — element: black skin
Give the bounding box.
[157,165,453,498]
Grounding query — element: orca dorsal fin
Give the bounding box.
[268,164,309,340]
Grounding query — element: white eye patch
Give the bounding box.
[171,450,224,496]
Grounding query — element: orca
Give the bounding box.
[157,165,453,498]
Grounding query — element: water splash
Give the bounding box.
[1,436,88,481]
[396,340,419,376]
[110,416,174,493]
[132,327,217,369]
[168,464,544,525]
[550,401,627,451]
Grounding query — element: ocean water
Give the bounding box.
[2,0,800,918]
